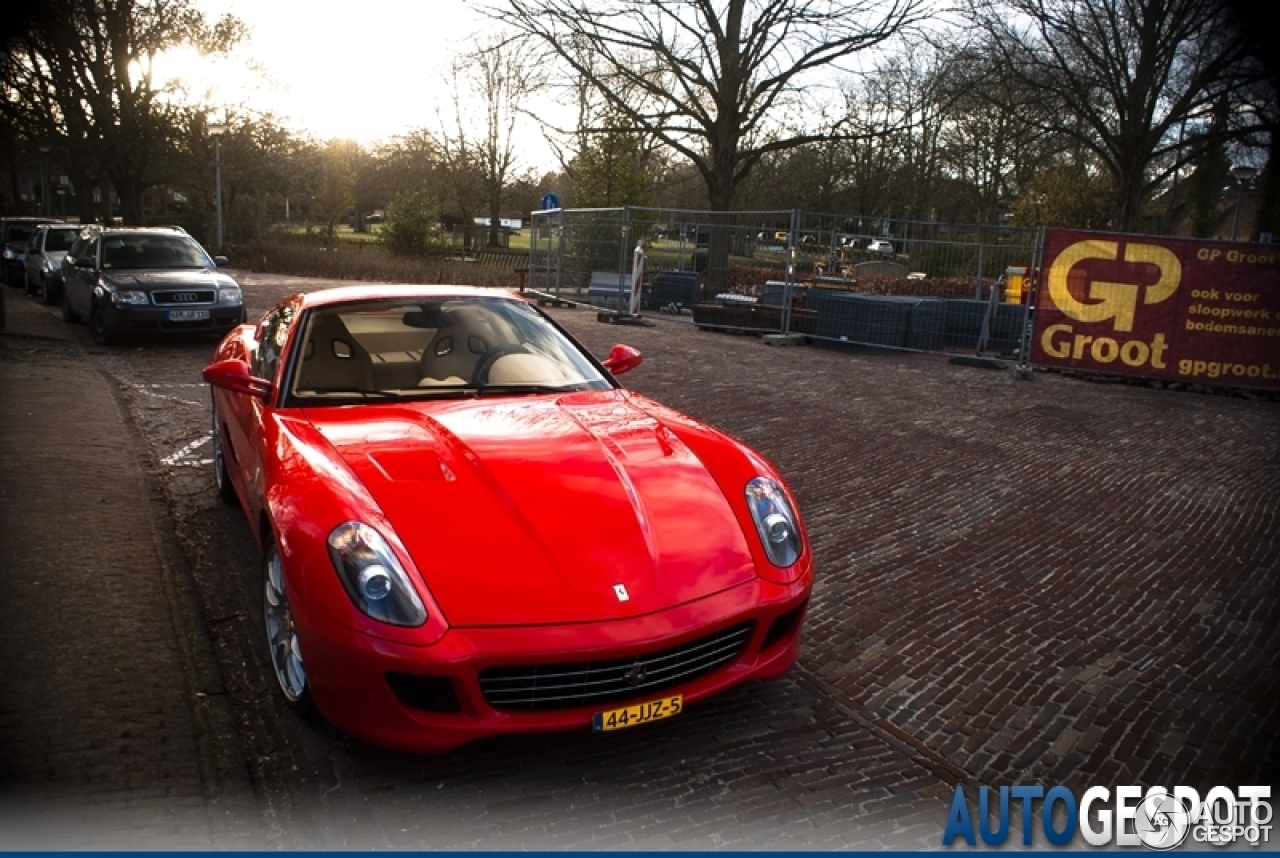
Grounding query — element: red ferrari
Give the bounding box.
[204,285,812,752]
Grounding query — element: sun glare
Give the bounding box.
[164,0,486,143]
[154,0,561,166]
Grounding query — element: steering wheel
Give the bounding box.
[472,345,531,385]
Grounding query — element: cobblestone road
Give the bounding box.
[3,272,1275,849]
[548,303,1279,799]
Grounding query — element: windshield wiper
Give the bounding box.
[475,384,574,396]
[300,386,396,398]
[396,386,480,399]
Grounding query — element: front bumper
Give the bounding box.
[99,300,246,337]
[293,575,811,753]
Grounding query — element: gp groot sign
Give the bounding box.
[1032,229,1280,390]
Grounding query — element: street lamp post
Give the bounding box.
[37,144,51,217]
[1230,165,1257,242]
[209,123,227,251]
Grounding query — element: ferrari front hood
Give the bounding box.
[306,390,757,627]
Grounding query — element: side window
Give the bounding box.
[252,304,296,384]
[84,238,101,268]
[28,231,41,253]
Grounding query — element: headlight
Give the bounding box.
[43,259,56,273]
[218,286,242,304]
[2,248,15,260]
[111,290,149,305]
[327,521,427,626]
[745,477,802,568]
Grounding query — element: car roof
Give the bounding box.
[79,225,190,236]
[297,285,523,310]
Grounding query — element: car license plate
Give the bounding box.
[593,695,682,732]
[167,309,210,322]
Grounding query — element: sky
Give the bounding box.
[168,0,560,168]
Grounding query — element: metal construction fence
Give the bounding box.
[527,206,1043,359]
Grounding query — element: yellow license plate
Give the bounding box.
[593,695,683,732]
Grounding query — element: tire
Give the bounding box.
[211,406,238,505]
[89,302,116,346]
[23,271,36,297]
[61,290,80,323]
[263,536,317,717]
[40,277,57,306]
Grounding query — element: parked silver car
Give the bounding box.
[23,223,81,304]
[1,216,61,286]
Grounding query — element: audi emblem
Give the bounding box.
[173,292,198,302]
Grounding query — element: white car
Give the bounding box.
[866,239,894,254]
[24,223,80,304]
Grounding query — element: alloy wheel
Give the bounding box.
[264,541,309,704]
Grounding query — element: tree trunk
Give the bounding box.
[61,163,98,225]
[1114,166,1145,233]
[488,190,503,247]
[109,179,144,226]
[703,158,736,296]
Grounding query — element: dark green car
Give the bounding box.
[60,226,246,346]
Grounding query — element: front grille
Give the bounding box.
[479,621,754,712]
[152,289,215,305]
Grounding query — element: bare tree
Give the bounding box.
[492,0,924,212]
[934,39,1063,223]
[548,56,665,208]
[451,38,541,248]
[574,111,655,207]
[967,0,1259,231]
[2,0,243,224]
[315,141,356,246]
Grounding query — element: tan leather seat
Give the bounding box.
[418,306,500,386]
[296,313,375,393]
[486,352,568,385]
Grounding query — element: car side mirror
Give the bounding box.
[203,358,272,400]
[75,256,95,268]
[214,255,230,267]
[602,344,643,376]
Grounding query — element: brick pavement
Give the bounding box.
[0,294,259,849]
[549,307,1280,796]
[3,274,1275,849]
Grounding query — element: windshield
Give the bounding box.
[102,234,211,270]
[44,228,79,252]
[287,297,611,404]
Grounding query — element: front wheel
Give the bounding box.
[62,291,80,323]
[210,406,238,505]
[23,271,36,297]
[89,303,116,345]
[40,277,58,306]
[264,537,317,717]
